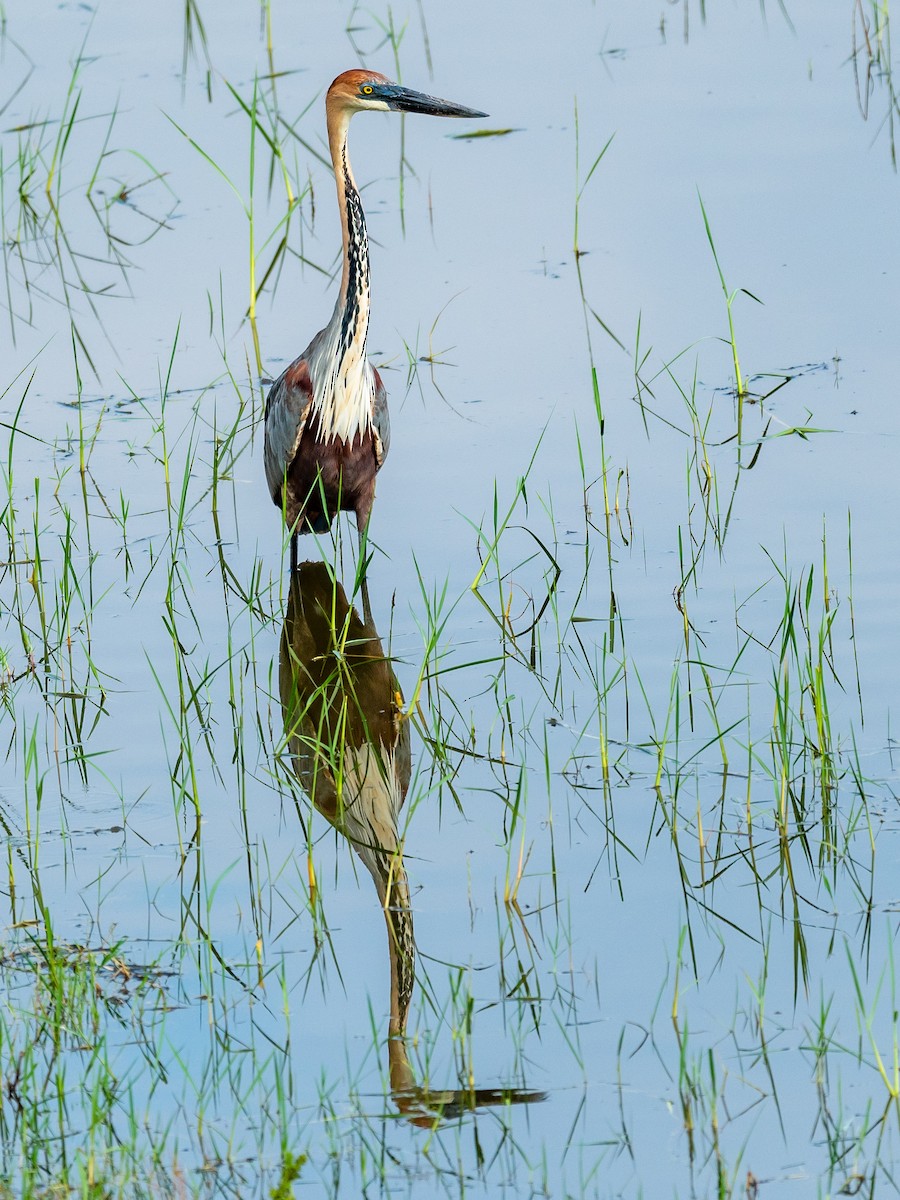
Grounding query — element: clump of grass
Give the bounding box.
[851,0,900,167]
[697,192,764,438]
[270,1150,307,1200]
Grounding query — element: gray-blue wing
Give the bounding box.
[372,366,390,469]
[264,357,314,503]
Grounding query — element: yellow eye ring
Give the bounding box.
[362,85,374,94]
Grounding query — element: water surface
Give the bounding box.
[1,1,899,1196]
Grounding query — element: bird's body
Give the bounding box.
[264,69,486,566]
[264,353,388,537]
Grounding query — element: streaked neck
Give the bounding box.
[303,103,374,443]
[326,105,371,360]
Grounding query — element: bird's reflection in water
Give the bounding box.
[279,563,546,1127]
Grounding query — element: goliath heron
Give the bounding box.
[264,70,486,572]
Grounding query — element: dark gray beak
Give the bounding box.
[385,85,487,119]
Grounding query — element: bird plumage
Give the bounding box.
[263,69,485,562]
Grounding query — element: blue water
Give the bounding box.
[1,1,899,1195]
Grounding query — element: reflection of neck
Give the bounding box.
[389,1032,416,1094]
[385,865,423,1116]
[385,866,415,1037]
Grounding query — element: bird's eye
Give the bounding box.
[362,85,374,95]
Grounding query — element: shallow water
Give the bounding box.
[2,1,900,1196]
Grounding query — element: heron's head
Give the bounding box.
[327,69,487,120]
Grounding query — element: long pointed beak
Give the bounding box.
[386,85,487,119]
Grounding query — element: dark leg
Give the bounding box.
[356,507,374,627]
[356,501,374,580]
[360,574,374,630]
[290,532,298,576]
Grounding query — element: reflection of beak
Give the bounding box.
[389,1033,547,1129]
[386,85,488,119]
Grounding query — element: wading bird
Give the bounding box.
[264,70,486,573]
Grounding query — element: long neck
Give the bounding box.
[326,104,371,363]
